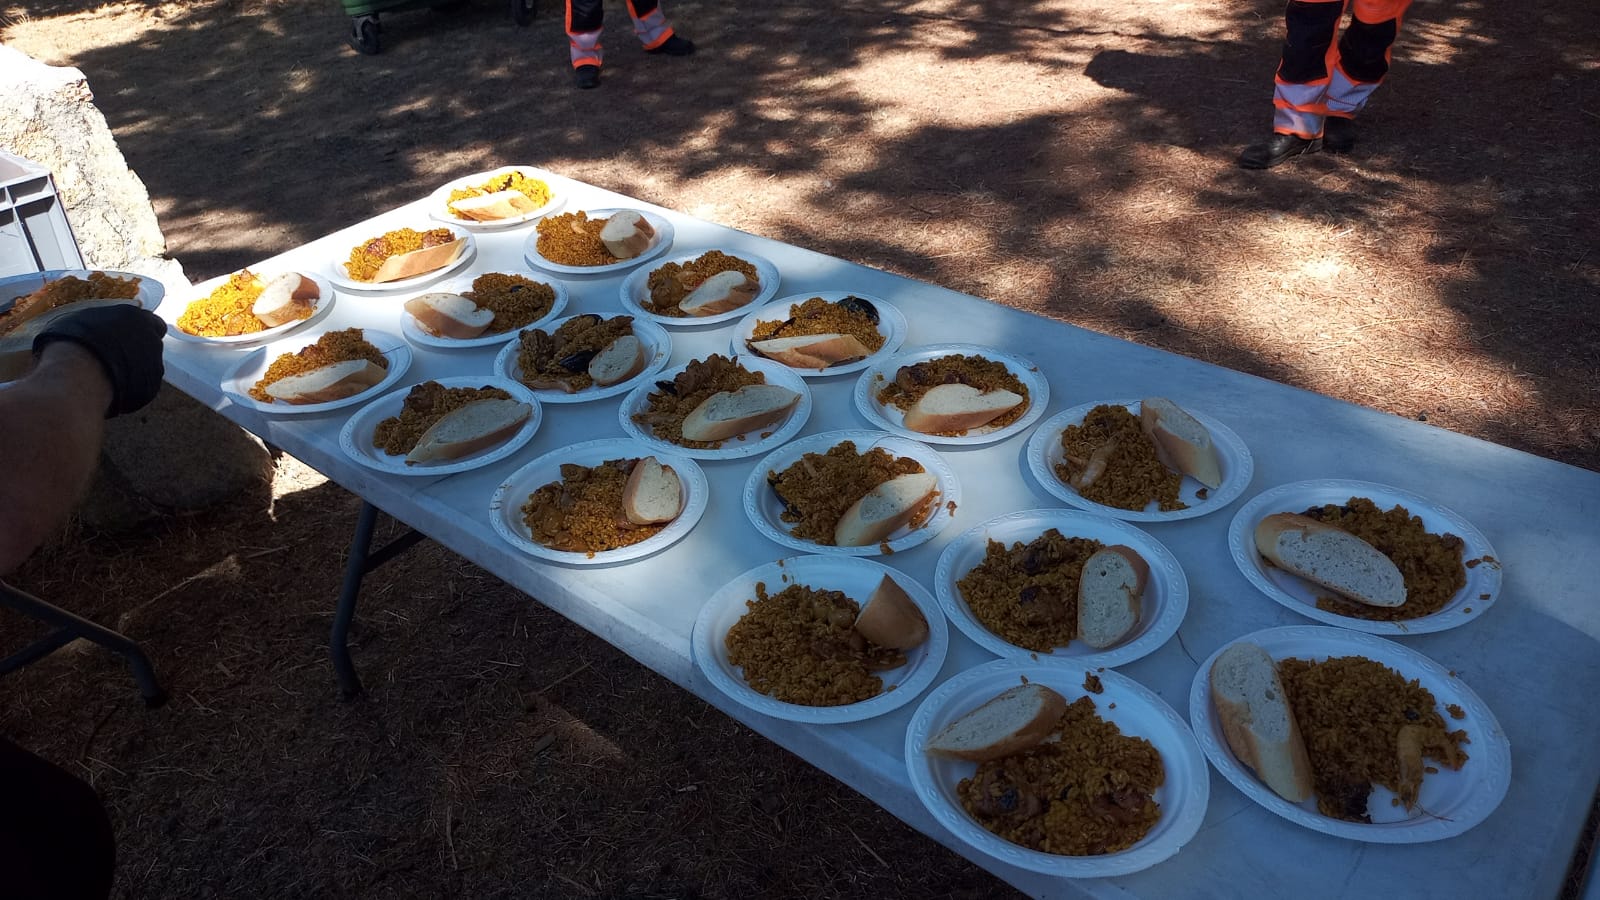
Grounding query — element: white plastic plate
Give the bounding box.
[691,556,950,724]
[934,509,1188,669]
[743,429,961,557]
[490,438,708,566]
[164,270,334,345]
[222,328,412,416]
[399,271,569,350]
[522,208,675,276]
[1188,625,1511,842]
[492,315,672,404]
[619,249,782,327]
[854,343,1049,445]
[732,291,909,377]
[0,268,164,315]
[1227,479,1501,635]
[618,355,812,460]
[906,658,1210,877]
[338,376,542,477]
[326,225,476,293]
[425,165,566,231]
[1026,400,1254,522]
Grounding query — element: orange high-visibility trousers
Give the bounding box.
[566,0,675,69]
[1272,0,1413,139]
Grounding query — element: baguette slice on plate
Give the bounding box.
[449,189,540,222]
[1077,544,1149,649]
[833,472,938,547]
[369,238,467,283]
[852,575,929,650]
[748,333,873,369]
[1209,642,1313,803]
[264,359,386,404]
[925,683,1068,762]
[902,383,1024,434]
[1255,512,1406,608]
[1139,397,1223,489]
[588,334,647,387]
[599,211,655,259]
[679,270,757,317]
[679,383,800,442]
[623,456,684,525]
[405,398,532,464]
[404,292,493,339]
[252,273,320,328]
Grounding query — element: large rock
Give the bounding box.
[2,44,273,530]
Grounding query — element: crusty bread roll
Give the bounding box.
[623,456,683,524]
[599,211,655,259]
[679,383,800,442]
[833,472,938,547]
[678,270,758,317]
[252,273,320,328]
[368,238,467,283]
[1255,512,1406,608]
[449,189,540,222]
[925,683,1068,762]
[588,335,647,387]
[263,358,386,404]
[405,398,532,463]
[902,383,1024,434]
[853,575,929,650]
[1077,545,1148,649]
[404,293,493,339]
[748,333,874,369]
[1139,397,1223,489]
[1209,642,1313,803]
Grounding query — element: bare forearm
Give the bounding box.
[0,345,113,574]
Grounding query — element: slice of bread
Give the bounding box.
[370,238,467,283]
[404,292,493,339]
[1077,545,1148,649]
[748,333,874,369]
[1139,397,1224,489]
[449,189,540,221]
[405,398,532,463]
[264,358,386,404]
[599,211,655,259]
[679,383,800,442]
[853,575,930,650]
[833,472,938,547]
[1209,642,1313,803]
[925,683,1068,762]
[253,273,320,328]
[1255,512,1406,608]
[623,456,683,524]
[588,335,646,387]
[679,270,758,317]
[901,383,1024,434]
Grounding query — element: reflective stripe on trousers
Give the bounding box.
[566,0,674,66]
[1271,0,1412,138]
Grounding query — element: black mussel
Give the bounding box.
[767,474,801,517]
[558,349,597,372]
[655,379,678,395]
[838,295,879,324]
[508,283,526,293]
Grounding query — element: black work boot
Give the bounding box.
[646,34,695,56]
[573,64,600,89]
[1238,133,1322,169]
[1322,116,1356,153]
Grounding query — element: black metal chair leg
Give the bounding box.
[331,502,427,700]
[0,581,167,708]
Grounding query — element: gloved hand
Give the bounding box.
[32,304,166,418]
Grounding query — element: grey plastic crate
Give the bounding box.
[0,150,84,278]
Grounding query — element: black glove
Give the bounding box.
[32,304,166,418]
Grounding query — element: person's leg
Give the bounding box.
[628,0,694,56]
[566,0,604,87]
[0,736,115,899]
[1239,0,1344,169]
[1322,0,1413,148]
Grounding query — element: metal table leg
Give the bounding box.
[331,501,427,699]
[0,581,167,708]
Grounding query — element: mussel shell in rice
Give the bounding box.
[838,294,879,325]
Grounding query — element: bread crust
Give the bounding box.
[901,383,1024,434]
[588,335,647,387]
[925,684,1069,762]
[1254,512,1407,607]
[264,359,386,404]
[622,456,683,524]
[253,273,320,328]
[748,334,873,369]
[679,384,799,442]
[449,189,540,221]
[679,271,757,317]
[599,212,655,259]
[405,399,531,463]
[404,293,492,340]
[853,575,929,650]
[1138,397,1224,489]
[833,472,938,547]
[368,238,467,283]
[1076,544,1148,649]
[1208,642,1314,802]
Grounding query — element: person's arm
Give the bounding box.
[0,304,165,575]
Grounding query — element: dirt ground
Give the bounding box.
[1,0,1597,896]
